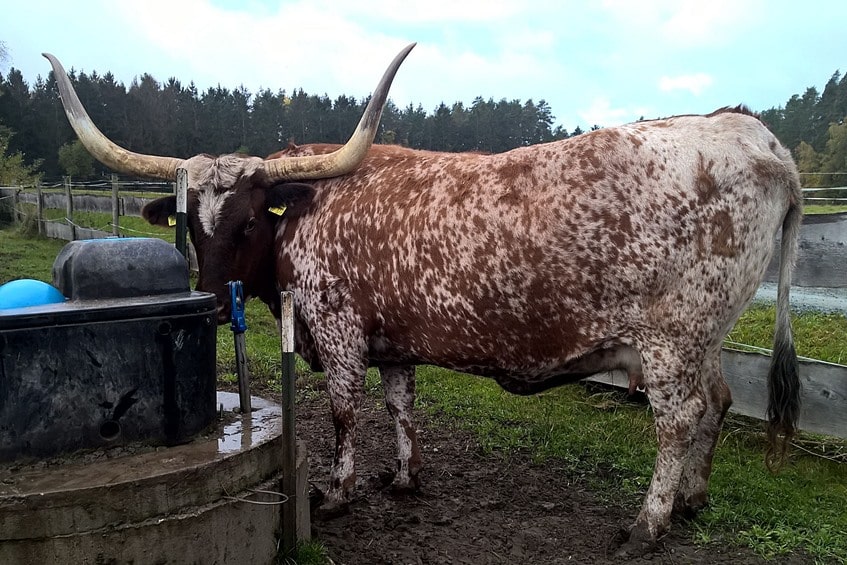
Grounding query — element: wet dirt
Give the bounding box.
[292,377,814,565]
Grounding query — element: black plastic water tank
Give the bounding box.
[0,238,217,461]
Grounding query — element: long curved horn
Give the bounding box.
[43,53,184,180]
[263,43,416,182]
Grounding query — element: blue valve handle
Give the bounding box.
[228,281,247,333]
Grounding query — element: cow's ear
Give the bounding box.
[142,196,177,227]
[266,183,316,219]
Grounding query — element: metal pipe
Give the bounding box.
[111,174,120,236]
[175,168,188,259]
[229,280,251,413]
[279,290,297,555]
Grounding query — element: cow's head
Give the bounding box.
[141,168,316,322]
[44,44,414,322]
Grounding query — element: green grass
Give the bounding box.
[0,228,67,281]
[804,204,847,215]
[28,205,174,239]
[280,540,329,565]
[728,304,847,364]
[3,226,846,563]
[216,299,316,395]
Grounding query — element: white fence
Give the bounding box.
[801,185,847,203]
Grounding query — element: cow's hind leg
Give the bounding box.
[380,364,423,492]
[674,349,732,518]
[617,343,707,558]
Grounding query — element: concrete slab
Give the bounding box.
[0,392,309,565]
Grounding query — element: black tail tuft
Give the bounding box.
[765,336,800,472]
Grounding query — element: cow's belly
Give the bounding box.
[369,325,642,395]
[485,343,643,395]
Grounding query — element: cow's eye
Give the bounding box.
[245,217,257,233]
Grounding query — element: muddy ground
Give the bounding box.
[293,377,812,565]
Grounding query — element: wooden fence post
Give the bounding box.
[11,186,19,224]
[36,181,44,236]
[63,176,76,241]
[111,174,120,236]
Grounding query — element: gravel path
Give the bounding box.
[754,282,847,315]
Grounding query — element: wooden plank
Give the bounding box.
[585,350,847,439]
[721,350,847,439]
[43,222,73,241]
[765,211,847,288]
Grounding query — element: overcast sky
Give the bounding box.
[3,0,846,131]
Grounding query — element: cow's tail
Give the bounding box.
[765,182,802,472]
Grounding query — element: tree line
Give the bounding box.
[760,70,847,187]
[0,61,573,182]
[0,41,845,187]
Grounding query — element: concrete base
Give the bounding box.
[0,392,309,565]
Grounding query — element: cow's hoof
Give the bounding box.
[313,500,350,521]
[308,483,324,511]
[374,468,421,495]
[388,481,420,496]
[611,524,658,559]
[672,492,708,520]
[375,469,396,488]
[614,538,656,559]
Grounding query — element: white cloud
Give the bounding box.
[599,0,764,48]
[325,0,526,23]
[578,97,632,127]
[107,0,411,97]
[658,73,713,95]
[103,0,567,115]
[661,0,763,47]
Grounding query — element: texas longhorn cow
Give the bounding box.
[45,44,801,556]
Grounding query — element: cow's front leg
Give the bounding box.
[309,302,369,519]
[380,365,422,492]
[318,363,366,519]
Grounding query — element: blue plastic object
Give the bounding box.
[0,279,66,310]
[228,280,247,333]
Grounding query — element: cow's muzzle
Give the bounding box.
[215,301,231,325]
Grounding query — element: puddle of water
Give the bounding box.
[215,393,282,455]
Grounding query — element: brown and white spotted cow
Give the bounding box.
[46,45,802,556]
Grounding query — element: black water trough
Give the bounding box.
[0,237,217,461]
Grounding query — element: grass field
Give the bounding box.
[1,224,846,562]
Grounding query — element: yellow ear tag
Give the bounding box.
[268,206,287,216]
[167,215,177,227]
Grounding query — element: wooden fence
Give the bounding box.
[2,183,846,439]
[764,210,847,288]
[0,181,197,268]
